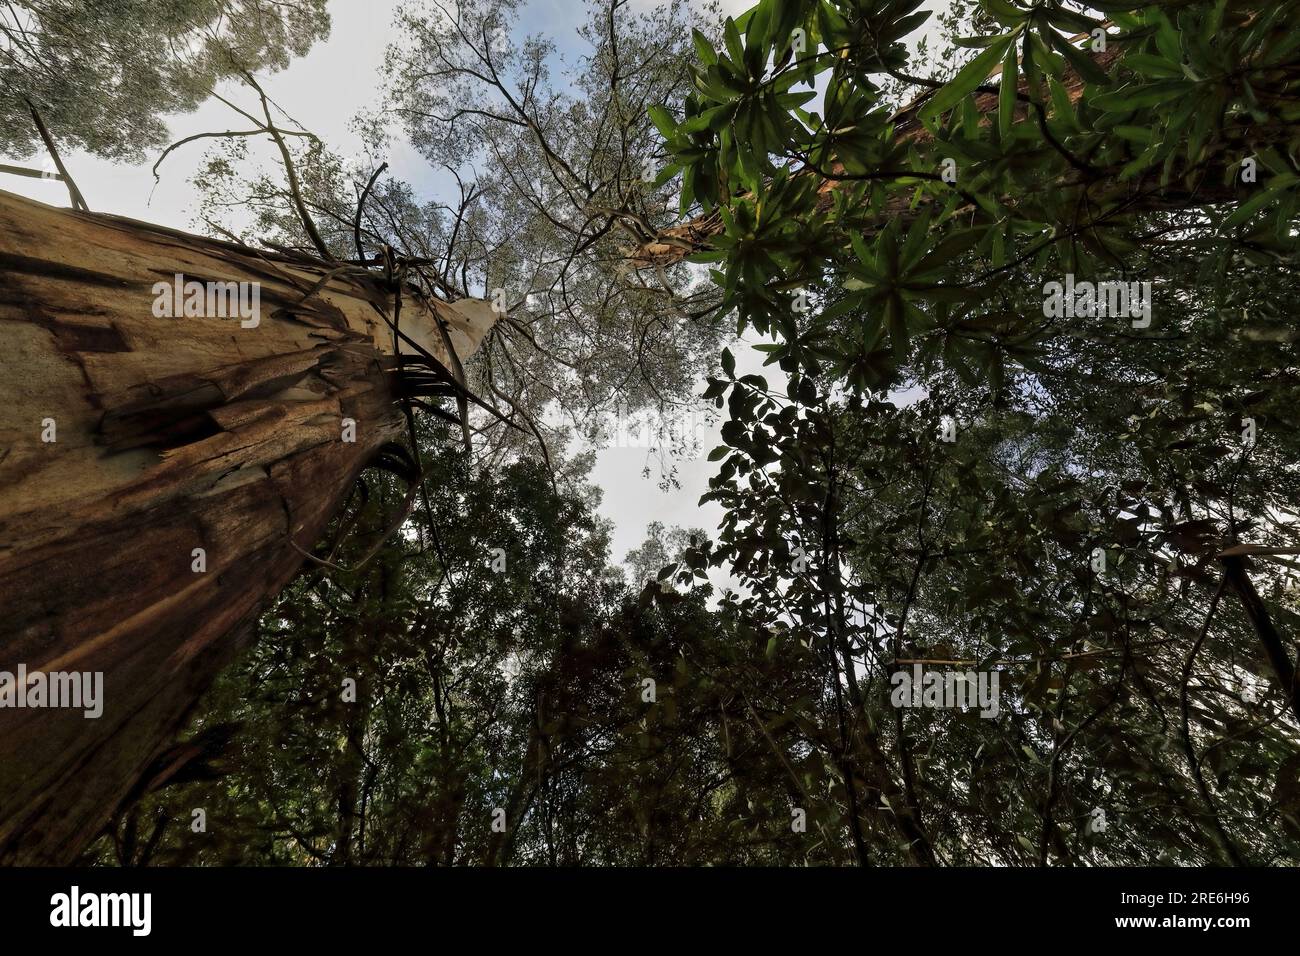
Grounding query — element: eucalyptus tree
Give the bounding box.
[193,0,735,467]
[0,0,330,162]
[0,183,497,864]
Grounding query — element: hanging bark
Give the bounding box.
[0,189,494,864]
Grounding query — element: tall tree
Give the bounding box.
[0,187,494,863]
[198,0,732,463]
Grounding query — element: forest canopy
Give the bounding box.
[3,0,1297,867]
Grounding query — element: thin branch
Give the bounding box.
[25,99,87,211]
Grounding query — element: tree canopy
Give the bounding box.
[55,0,1300,866]
[1,0,330,161]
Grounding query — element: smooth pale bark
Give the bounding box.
[0,189,492,863]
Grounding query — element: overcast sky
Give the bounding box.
[3,0,767,577]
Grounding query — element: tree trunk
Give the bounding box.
[1220,553,1300,725]
[0,189,492,864]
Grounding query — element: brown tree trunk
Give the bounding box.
[1220,552,1300,725]
[0,189,492,864]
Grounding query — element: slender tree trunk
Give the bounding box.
[1221,554,1300,725]
[0,189,491,864]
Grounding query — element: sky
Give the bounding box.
[2,0,763,576]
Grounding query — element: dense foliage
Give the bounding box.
[0,0,329,161]
[79,0,1300,866]
[662,0,1300,864]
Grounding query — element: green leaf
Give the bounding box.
[919,35,1015,122]
[723,17,745,66]
[1091,81,1194,112]
[744,0,773,56]
[955,34,1011,49]
[647,104,676,138]
[1047,74,1078,129]
[1048,31,1111,86]
[1220,177,1297,230]
[998,40,1018,139]
[691,28,717,67]
[1124,53,1183,79]
[982,0,1028,27]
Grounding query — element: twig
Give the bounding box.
[354,162,388,262]
[24,100,87,211]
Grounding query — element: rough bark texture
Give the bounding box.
[0,189,491,864]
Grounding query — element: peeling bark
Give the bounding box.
[0,190,491,864]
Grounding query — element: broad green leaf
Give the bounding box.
[920,35,1016,122]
